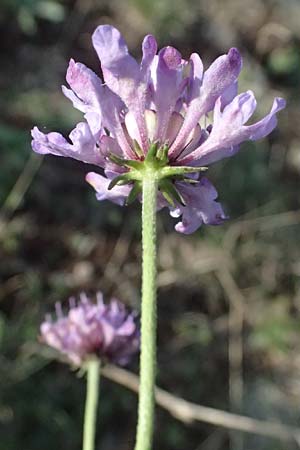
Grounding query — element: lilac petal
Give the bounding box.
[69,307,94,334]
[40,322,62,350]
[116,316,136,336]
[247,97,286,140]
[169,48,242,159]
[83,112,103,140]
[177,124,202,159]
[166,112,202,159]
[186,53,203,104]
[157,191,169,211]
[141,35,158,110]
[62,60,104,138]
[151,46,184,141]
[99,135,123,158]
[92,25,139,84]
[192,145,240,166]
[170,178,227,234]
[31,123,104,166]
[180,93,286,166]
[62,58,135,159]
[64,59,103,112]
[213,91,257,129]
[141,34,157,74]
[98,135,127,178]
[92,25,148,151]
[100,321,117,348]
[62,86,87,113]
[165,112,184,145]
[124,111,142,145]
[86,172,131,205]
[201,48,242,110]
[96,89,135,159]
[32,127,67,156]
[220,80,238,108]
[104,300,125,325]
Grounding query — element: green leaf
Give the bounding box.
[159,165,207,179]
[109,153,142,170]
[156,144,169,165]
[108,174,133,190]
[159,179,186,206]
[126,182,142,205]
[145,141,159,162]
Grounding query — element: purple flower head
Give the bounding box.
[40,292,140,366]
[31,25,286,234]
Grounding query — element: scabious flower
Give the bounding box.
[40,292,139,366]
[31,25,285,234]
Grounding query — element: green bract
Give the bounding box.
[108,142,207,206]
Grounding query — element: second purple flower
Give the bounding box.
[40,292,139,366]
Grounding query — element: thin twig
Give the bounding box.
[102,364,300,445]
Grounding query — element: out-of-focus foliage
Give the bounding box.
[1,0,65,34]
[1,0,300,449]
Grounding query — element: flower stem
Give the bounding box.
[134,174,158,450]
[83,358,101,450]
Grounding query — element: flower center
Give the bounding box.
[124,109,202,161]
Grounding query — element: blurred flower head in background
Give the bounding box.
[40,292,140,366]
[31,25,285,234]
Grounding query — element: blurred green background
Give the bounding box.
[1,0,300,449]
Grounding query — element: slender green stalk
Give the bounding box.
[134,173,158,450]
[83,358,101,450]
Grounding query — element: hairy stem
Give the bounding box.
[134,174,158,450]
[83,358,101,450]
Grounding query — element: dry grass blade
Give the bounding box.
[0,152,42,234]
